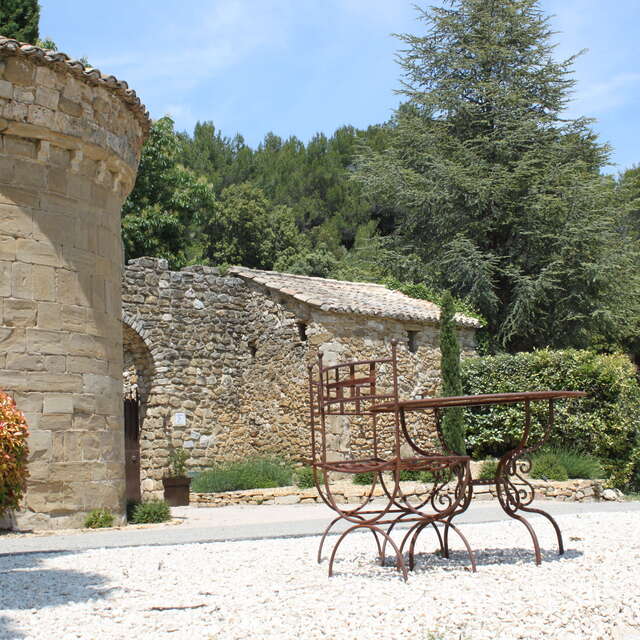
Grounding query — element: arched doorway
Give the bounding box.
[122,322,155,502]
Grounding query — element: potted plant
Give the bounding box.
[162,448,191,506]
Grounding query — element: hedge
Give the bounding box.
[0,391,30,516]
[461,349,640,489]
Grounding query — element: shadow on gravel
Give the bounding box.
[409,546,583,569]
[0,551,110,639]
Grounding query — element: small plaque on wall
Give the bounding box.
[172,413,187,426]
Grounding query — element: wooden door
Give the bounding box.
[124,394,141,503]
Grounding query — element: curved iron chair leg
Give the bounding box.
[317,515,343,564]
[442,516,453,559]
[444,521,477,572]
[380,514,407,566]
[520,505,564,556]
[317,515,383,564]
[328,524,408,581]
[406,522,428,571]
[505,510,542,565]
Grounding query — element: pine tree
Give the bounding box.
[439,292,466,455]
[356,0,639,352]
[0,0,40,43]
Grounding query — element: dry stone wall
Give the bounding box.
[122,258,477,497]
[0,41,147,528]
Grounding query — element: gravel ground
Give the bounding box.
[0,512,638,640]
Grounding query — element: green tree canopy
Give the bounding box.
[205,182,299,269]
[0,0,39,43]
[122,116,216,269]
[356,0,640,352]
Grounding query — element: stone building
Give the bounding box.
[122,258,479,499]
[0,38,148,529]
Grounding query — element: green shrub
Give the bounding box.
[0,391,29,517]
[168,447,188,477]
[530,452,569,481]
[353,472,374,485]
[478,460,498,481]
[130,499,171,524]
[294,466,315,489]
[540,447,602,479]
[461,349,640,488]
[191,457,293,493]
[84,508,114,528]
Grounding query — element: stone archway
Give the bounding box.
[122,319,158,500]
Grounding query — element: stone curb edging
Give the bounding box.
[191,479,624,507]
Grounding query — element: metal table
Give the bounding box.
[371,391,587,564]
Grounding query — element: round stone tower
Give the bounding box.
[0,38,149,528]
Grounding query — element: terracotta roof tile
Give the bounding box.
[229,267,481,328]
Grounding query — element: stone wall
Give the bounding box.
[122,258,477,498]
[0,41,148,528]
[191,479,624,507]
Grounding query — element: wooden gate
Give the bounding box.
[124,392,141,503]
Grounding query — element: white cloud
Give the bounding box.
[93,0,295,93]
[567,72,640,116]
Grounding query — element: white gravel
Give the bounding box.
[1,512,638,640]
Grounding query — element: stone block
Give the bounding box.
[6,352,45,371]
[14,159,46,190]
[0,79,12,99]
[2,299,37,327]
[16,237,59,267]
[35,66,57,89]
[0,235,16,261]
[27,429,52,462]
[12,391,43,413]
[33,265,57,301]
[11,261,32,299]
[47,166,67,195]
[0,202,32,237]
[68,333,98,357]
[0,260,11,297]
[38,413,73,430]
[0,327,26,353]
[4,136,36,158]
[0,369,28,391]
[56,269,86,306]
[43,394,74,414]
[27,328,69,355]
[3,57,35,86]
[29,371,82,393]
[61,305,87,332]
[35,86,59,110]
[37,302,62,330]
[67,356,107,375]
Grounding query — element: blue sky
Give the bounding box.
[40,0,639,173]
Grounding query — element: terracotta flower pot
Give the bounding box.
[162,476,192,506]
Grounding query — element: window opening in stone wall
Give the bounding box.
[297,322,308,342]
[407,330,419,354]
[249,340,257,358]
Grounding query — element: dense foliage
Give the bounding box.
[0,0,39,43]
[355,0,640,354]
[461,350,640,489]
[0,391,29,516]
[439,292,466,454]
[191,457,293,493]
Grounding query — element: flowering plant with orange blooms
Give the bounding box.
[0,391,29,516]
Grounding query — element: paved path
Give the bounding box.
[1,499,638,556]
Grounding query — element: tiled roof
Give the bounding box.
[230,267,481,328]
[0,37,150,134]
